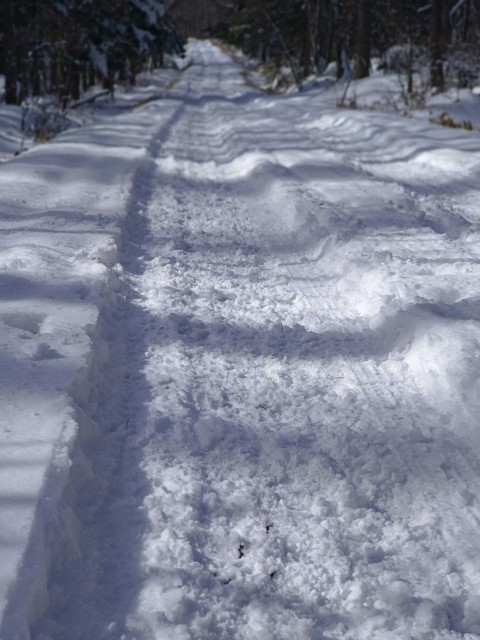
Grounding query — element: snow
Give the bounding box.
[1,39,480,639]
[301,57,480,134]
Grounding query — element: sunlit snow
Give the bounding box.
[1,40,480,640]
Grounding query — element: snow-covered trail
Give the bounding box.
[4,40,480,640]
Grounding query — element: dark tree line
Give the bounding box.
[2,1,479,106]
[1,0,183,106]
[207,0,480,91]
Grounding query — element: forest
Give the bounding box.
[0,1,479,105]
[203,0,480,92]
[0,0,183,105]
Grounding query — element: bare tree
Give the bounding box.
[2,0,17,104]
[353,0,371,79]
[430,0,446,90]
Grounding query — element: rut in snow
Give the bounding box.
[28,101,186,639]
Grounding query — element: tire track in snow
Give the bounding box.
[120,45,398,638]
[147,45,480,639]
[30,99,187,639]
[169,47,480,635]
[116,47,356,638]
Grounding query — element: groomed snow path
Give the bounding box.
[6,40,480,640]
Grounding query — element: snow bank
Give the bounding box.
[402,306,480,437]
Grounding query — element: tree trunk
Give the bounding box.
[103,57,115,98]
[353,0,370,79]
[430,0,445,91]
[69,63,81,101]
[300,2,312,78]
[2,0,17,104]
[462,0,471,43]
[407,41,413,94]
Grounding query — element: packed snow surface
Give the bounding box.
[1,40,480,640]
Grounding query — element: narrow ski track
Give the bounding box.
[29,97,186,639]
